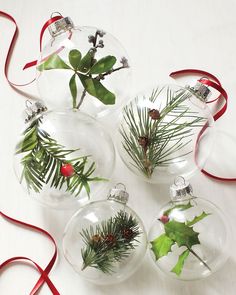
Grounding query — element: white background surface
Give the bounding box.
[1,0,236,294]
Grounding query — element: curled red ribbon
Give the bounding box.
[0,10,63,88]
[170,69,236,181]
[0,211,59,294]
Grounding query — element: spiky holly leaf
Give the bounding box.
[186,211,211,226]
[163,202,193,216]
[151,234,174,260]
[171,249,190,276]
[164,220,200,248]
[37,54,71,71]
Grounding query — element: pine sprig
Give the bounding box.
[120,87,206,178]
[16,118,105,197]
[80,210,141,273]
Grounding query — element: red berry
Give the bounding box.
[60,163,74,177]
[159,215,169,224]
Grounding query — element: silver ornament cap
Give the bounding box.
[185,79,211,102]
[24,100,48,123]
[170,176,193,201]
[107,183,129,204]
[48,16,74,37]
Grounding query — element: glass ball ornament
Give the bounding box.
[63,183,147,285]
[117,81,216,183]
[148,177,230,281]
[36,14,131,117]
[14,100,115,209]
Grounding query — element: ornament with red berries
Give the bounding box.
[148,176,231,281]
[14,100,115,209]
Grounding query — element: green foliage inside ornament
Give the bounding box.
[16,118,105,197]
[80,210,141,274]
[37,30,129,109]
[120,87,206,179]
[150,201,211,276]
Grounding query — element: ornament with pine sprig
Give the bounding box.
[148,176,230,280]
[63,183,147,285]
[117,81,216,184]
[36,13,131,117]
[14,100,115,209]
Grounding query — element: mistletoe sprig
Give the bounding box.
[80,210,141,274]
[120,87,206,178]
[151,202,211,276]
[16,118,105,197]
[37,30,129,109]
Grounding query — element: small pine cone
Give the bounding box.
[138,136,149,149]
[91,234,102,243]
[104,234,116,246]
[88,35,95,43]
[149,109,160,120]
[122,228,134,240]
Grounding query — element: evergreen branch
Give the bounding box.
[16,119,105,197]
[80,210,141,273]
[120,87,206,178]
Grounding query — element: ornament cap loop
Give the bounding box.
[107,183,129,204]
[24,100,48,123]
[170,176,193,201]
[185,78,211,102]
[48,16,74,37]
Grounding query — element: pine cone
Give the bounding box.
[122,228,134,241]
[104,234,117,246]
[138,136,149,149]
[149,109,160,120]
[91,234,102,243]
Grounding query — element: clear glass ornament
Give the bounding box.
[63,184,147,285]
[117,82,215,183]
[14,101,115,209]
[36,14,131,117]
[148,177,230,280]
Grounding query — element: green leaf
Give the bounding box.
[164,220,200,248]
[150,234,174,260]
[79,74,115,105]
[69,74,77,108]
[78,50,94,73]
[171,249,190,276]
[37,54,71,71]
[89,55,116,74]
[69,49,81,70]
[163,202,193,216]
[186,211,211,227]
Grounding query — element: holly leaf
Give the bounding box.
[186,211,211,227]
[89,56,116,74]
[78,50,94,73]
[79,74,115,105]
[171,249,190,276]
[37,54,71,71]
[163,202,193,216]
[69,49,82,70]
[164,220,200,248]
[69,74,77,108]
[150,234,174,260]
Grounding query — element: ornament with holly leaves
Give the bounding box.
[150,201,211,276]
[37,30,129,109]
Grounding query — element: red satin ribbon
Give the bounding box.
[0,211,60,295]
[0,10,63,87]
[170,69,236,181]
